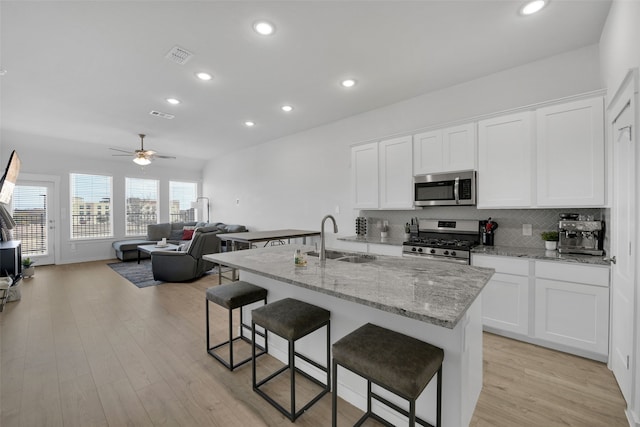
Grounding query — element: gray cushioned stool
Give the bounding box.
[332,323,444,427]
[206,281,268,371]
[251,298,331,421]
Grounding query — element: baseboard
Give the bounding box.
[627,407,640,427]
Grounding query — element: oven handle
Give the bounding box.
[454,177,460,205]
[402,252,470,265]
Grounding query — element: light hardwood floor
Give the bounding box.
[0,260,628,426]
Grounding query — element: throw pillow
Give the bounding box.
[182,226,196,240]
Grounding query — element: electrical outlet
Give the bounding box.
[335,205,340,214]
[523,224,532,236]
[235,198,240,206]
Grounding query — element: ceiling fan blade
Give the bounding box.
[154,155,176,159]
[112,154,133,157]
[109,148,133,154]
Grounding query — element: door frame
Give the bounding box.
[16,173,60,266]
[608,67,640,426]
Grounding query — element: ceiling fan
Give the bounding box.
[110,134,176,165]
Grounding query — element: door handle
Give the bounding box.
[604,256,617,264]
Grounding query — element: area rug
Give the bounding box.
[107,260,229,288]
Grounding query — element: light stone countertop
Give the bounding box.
[338,235,407,246]
[471,245,611,266]
[204,245,494,329]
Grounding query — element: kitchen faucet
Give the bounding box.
[320,214,338,262]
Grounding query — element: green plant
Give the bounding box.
[540,231,559,241]
[22,257,35,268]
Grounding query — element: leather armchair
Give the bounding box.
[151,226,221,282]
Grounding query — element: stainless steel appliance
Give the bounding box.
[414,170,476,207]
[402,219,480,264]
[558,220,604,255]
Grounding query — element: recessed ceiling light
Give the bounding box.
[0,69,7,76]
[520,0,547,15]
[341,79,356,88]
[244,121,255,127]
[166,98,181,105]
[281,105,293,112]
[253,21,275,36]
[196,72,212,81]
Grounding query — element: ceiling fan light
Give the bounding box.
[133,156,151,166]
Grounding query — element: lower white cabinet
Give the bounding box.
[534,261,610,357]
[472,254,610,361]
[473,255,529,335]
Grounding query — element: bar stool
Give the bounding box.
[251,298,330,421]
[206,281,268,370]
[332,323,444,427]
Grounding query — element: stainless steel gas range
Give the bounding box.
[402,219,481,265]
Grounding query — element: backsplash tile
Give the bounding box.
[360,207,607,251]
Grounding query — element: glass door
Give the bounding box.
[11,182,55,265]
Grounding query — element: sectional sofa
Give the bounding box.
[112,221,247,261]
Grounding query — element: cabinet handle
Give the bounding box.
[604,256,617,264]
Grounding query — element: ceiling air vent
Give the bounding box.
[165,45,193,65]
[149,110,175,119]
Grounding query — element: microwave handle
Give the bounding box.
[454,177,460,205]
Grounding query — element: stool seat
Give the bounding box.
[205,281,268,371]
[333,323,443,400]
[252,298,330,341]
[206,281,268,309]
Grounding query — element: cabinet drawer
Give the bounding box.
[535,261,609,287]
[472,255,529,276]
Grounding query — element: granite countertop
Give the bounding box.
[338,235,406,246]
[472,245,611,266]
[204,245,494,329]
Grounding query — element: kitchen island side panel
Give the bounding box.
[240,270,483,427]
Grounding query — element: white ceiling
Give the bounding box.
[0,1,612,167]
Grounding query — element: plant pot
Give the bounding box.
[23,266,35,278]
[544,241,557,251]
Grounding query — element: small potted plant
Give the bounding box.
[22,257,35,278]
[541,231,559,251]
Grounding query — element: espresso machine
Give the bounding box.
[558,218,604,255]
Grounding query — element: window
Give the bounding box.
[12,185,48,255]
[169,181,198,223]
[126,178,158,236]
[70,173,113,239]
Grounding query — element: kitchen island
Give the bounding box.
[204,245,494,426]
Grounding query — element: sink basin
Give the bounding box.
[305,250,376,263]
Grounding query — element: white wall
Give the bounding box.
[203,45,604,236]
[599,0,640,102]
[1,142,202,264]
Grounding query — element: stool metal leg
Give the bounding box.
[332,360,338,427]
[436,366,442,427]
[290,339,295,421]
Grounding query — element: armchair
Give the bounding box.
[151,226,221,282]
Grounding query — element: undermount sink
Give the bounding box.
[305,250,376,264]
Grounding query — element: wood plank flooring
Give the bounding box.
[1,260,628,426]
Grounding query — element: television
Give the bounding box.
[0,151,21,205]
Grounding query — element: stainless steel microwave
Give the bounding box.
[414,170,476,206]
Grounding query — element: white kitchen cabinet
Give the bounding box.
[413,123,476,174]
[477,112,534,208]
[472,255,530,335]
[536,97,605,207]
[351,142,379,209]
[379,136,414,209]
[534,261,609,357]
[351,137,413,210]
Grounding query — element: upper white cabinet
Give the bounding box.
[536,97,605,206]
[477,112,534,208]
[351,136,413,210]
[351,142,379,209]
[413,123,476,174]
[379,136,414,209]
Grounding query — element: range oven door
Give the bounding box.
[414,170,476,206]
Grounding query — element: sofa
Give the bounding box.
[112,221,247,261]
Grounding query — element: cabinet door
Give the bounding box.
[482,273,529,335]
[478,112,534,208]
[534,278,609,356]
[351,142,379,209]
[443,123,476,172]
[379,136,413,209]
[536,97,605,206]
[413,130,443,174]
